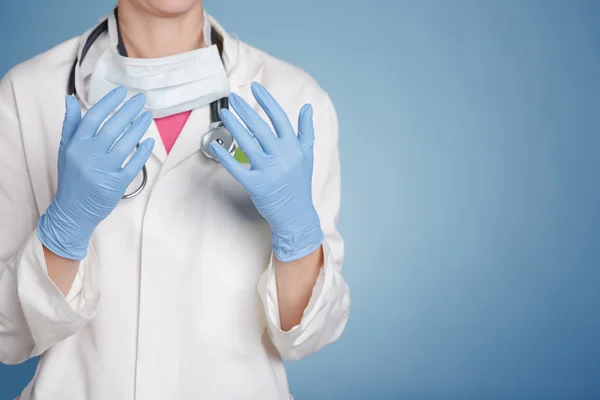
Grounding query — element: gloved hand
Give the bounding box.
[37,86,155,260]
[210,82,324,262]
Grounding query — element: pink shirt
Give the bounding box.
[154,111,192,154]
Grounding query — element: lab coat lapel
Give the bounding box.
[145,120,168,164]
[160,107,210,173]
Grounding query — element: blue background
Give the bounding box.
[1,0,600,398]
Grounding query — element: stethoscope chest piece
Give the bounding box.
[201,121,237,161]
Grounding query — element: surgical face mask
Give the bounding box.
[88,11,229,119]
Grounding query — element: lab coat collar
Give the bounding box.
[73,9,263,166]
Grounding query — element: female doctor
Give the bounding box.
[0,0,349,399]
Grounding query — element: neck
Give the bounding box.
[116,1,205,58]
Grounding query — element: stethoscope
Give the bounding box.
[67,10,237,199]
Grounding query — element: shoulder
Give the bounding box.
[1,36,80,103]
[238,41,340,158]
[239,41,333,112]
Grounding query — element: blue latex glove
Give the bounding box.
[37,87,155,260]
[210,82,324,262]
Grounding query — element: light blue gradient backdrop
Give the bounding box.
[1,1,599,399]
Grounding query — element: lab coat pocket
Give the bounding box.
[217,176,272,291]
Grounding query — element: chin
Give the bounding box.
[133,0,203,16]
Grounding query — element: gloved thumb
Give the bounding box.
[60,95,82,146]
[297,103,314,153]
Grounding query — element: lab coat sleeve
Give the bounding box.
[257,92,350,361]
[0,72,101,365]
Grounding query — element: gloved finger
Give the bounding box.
[228,93,277,153]
[209,141,250,183]
[60,95,82,146]
[250,82,295,140]
[95,93,147,152]
[77,86,127,140]
[297,104,315,153]
[220,108,263,164]
[121,138,154,180]
[108,111,153,167]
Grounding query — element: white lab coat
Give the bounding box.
[0,12,350,400]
